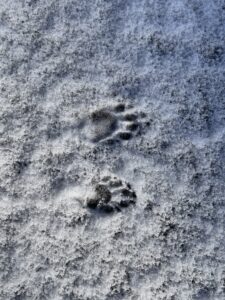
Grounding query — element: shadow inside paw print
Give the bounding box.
[86,175,137,214]
[81,103,145,144]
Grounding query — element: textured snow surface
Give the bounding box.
[0,0,225,299]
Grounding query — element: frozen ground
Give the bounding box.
[0,0,225,299]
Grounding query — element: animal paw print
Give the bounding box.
[86,175,137,213]
[81,103,145,144]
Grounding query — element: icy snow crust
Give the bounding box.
[0,0,225,299]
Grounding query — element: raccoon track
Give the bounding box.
[80,103,145,144]
[86,175,137,214]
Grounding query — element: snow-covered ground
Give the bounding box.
[0,0,225,299]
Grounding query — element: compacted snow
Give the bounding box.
[0,0,225,299]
